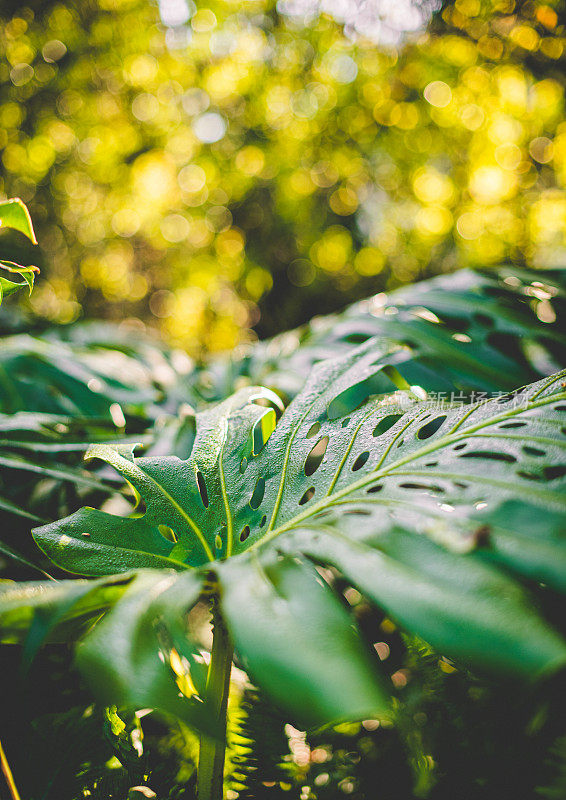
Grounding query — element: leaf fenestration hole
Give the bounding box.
[460,451,517,463]
[543,465,566,480]
[259,514,267,528]
[240,457,248,474]
[517,470,542,482]
[373,414,403,437]
[399,482,445,493]
[240,525,250,542]
[453,443,467,451]
[523,446,545,457]
[499,422,527,429]
[196,470,209,508]
[352,451,370,471]
[306,422,321,438]
[341,418,350,428]
[215,534,222,550]
[252,408,277,454]
[250,477,266,509]
[417,415,447,440]
[305,436,329,476]
[299,487,315,505]
[159,525,177,543]
[367,484,383,494]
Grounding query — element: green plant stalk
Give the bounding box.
[197,601,234,800]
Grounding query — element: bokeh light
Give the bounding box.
[0,0,564,352]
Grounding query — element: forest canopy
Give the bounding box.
[0,0,564,353]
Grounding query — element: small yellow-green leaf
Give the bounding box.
[0,198,38,243]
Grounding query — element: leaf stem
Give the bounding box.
[0,738,21,800]
[197,601,233,800]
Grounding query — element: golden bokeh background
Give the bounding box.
[0,0,564,353]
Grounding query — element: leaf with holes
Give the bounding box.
[28,339,566,729]
[202,267,566,402]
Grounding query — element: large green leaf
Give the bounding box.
[0,569,217,732]
[0,412,150,574]
[193,267,566,402]
[28,340,566,727]
[0,333,170,417]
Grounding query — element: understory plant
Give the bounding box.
[0,263,565,799]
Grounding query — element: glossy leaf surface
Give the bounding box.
[29,340,566,726]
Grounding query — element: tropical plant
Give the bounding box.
[0,198,38,307]
[197,266,566,402]
[1,287,565,798]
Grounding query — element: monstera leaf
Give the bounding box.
[193,267,566,402]
[2,339,563,731]
[0,198,39,306]
[0,411,154,576]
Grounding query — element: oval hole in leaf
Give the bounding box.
[158,525,177,543]
[259,514,267,528]
[542,465,566,480]
[306,422,321,439]
[453,443,467,451]
[250,477,266,509]
[460,451,517,463]
[344,332,371,344]
[252,408,277,455]
[517,470,542,481]
[196,470,209,508]
[399,482,445,493]
[523,446,545,457]
[215,534,222,550]
[352,451,370,471]
[499,422,527,429]
[373,414,403,437]
[367,484,383,494]
[240,457,248,474]
[417,415,447,440]
[299,487,315,505]
[240,525,250,542]
[305,436,329,477]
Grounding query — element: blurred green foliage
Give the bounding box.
[0,0,564,352]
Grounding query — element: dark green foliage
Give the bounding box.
[0,266,565,798]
